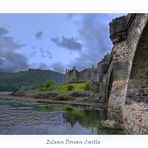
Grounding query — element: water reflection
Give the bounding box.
[0,97,124,134]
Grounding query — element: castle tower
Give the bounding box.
[90,65,95,81]
[71,66,79,82]
[64,66,79,83]
[64,69,69,83]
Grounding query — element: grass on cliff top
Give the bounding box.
[39,82,90,94]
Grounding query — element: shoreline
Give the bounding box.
[0,92,105,111]
[0,92,124,131]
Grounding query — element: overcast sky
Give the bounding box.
[0,13,125,73]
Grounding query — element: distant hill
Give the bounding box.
[0,69,64,91]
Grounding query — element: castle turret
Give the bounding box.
[64,69,69,83]
[64,66,79,83]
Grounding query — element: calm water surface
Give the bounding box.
[0,96,124,134]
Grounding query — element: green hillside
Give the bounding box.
[0,69,64,91]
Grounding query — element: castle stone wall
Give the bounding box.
[64,14,148,134]
[108,14,148,134]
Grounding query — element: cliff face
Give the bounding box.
[65,14,148,134]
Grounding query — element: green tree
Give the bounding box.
[44,80,55,88]
[67,85,74,91]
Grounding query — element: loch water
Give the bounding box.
[0,96,124,134]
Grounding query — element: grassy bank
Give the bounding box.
[38,81,90,94]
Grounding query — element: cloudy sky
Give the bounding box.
[0,13,125,73]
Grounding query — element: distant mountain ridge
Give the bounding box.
[0,69,64,91]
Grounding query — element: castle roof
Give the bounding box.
[68,67,78,74]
